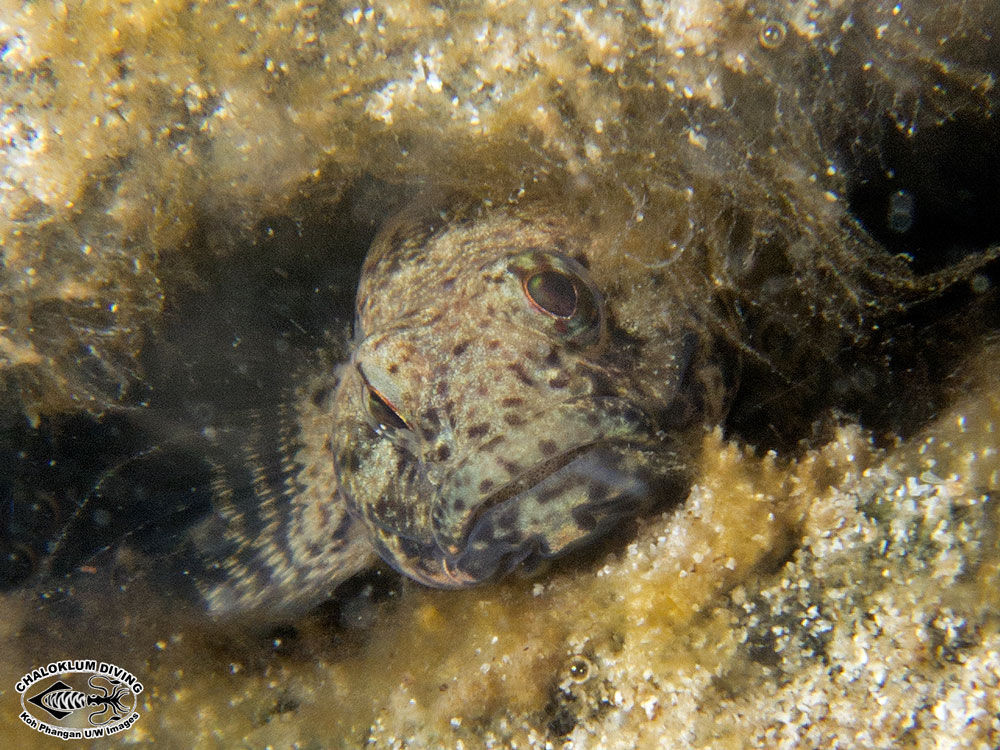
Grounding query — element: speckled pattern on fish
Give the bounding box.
[194,202,732,615]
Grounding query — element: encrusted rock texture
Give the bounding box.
[1,0,998,747]
[2,344,997,748]
[4,0,995,417]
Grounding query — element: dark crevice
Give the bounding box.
[0,182,401,591]
[844,113,1000,275]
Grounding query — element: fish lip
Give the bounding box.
[457,440,605,542]
[451,432,660,553]
[445,436,669,582]
[431,394,661,558]
[390,429,683,589]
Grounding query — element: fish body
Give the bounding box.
[50,195,990,618]
[179,202,732,615]
[330,205,731,589]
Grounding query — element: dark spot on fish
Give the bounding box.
[603,450,625,469]
[621,406,645,427]
[485,272,507,284]
[453,340,471,356]
[535,482,567,505]
[487,340,501,350]
[382,248,404,277]
[586,413,600,427]
[548,375,570,389]
[504,413,527,426]
[544,349,561,368]
[481,435,506,451]
[501,397,524,408]
[539,439,558,456]
[586,369,618,397]
[340,449,361,472]
[436,381,449,397]
[386,227,407,257]
[499,459,522,475]
[571,506,598,531]
[436,444,451,461]
[508,362,536,386]
[497,507,519,532]
[479,479,495,493]
[311,386,331,407]
[468,423,490,439]
[397,535,427,560]
[586,482,610,502]
[388,363,399,374]
[317,503,331,530]
[441,275,458,289]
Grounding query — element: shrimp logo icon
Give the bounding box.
[15,660,143,740]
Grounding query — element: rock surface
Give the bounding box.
[3,0,997,417]
[1,343,997,748]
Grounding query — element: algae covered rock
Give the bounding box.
[5,347,997,748]
[2,0,997,417]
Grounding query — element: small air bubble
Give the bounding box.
[758,21,787,49]
[971,273,990,294]
[887,189,915,233]
[568,656,592,682]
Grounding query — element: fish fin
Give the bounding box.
[184,407,376,617]
[46,442,217,578]
[47,404,374,618]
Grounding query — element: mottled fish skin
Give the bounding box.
[160,202,730,616]
[330,203,732,587]
[106,195,985,617]
[188,392,376,616]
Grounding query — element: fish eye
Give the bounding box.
[511,252,603,345]
[524,270,578,318]
[363,378,409,431]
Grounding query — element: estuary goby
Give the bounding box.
[331,204,732,588]
[192,202,734,615]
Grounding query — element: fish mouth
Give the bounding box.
[425,394,695,585]
[443,436,684,583]
[467,440,606,527]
